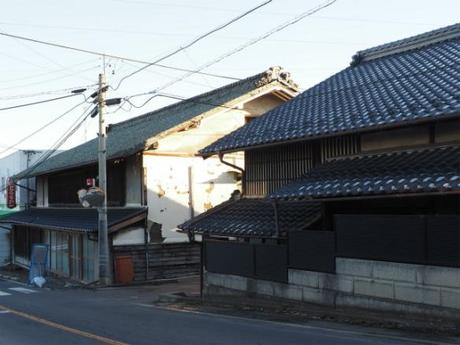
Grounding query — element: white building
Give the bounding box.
[0,150,44,266]
[1,67,299,281]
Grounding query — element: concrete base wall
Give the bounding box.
[204,258,460,319]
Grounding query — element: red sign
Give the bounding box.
[6,178,16,209]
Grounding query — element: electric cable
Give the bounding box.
[142,0,337,96]
[0,84,96,100]
[16,104,94,180]
[0,90,95,156]
[112,0,272,90]
[0,93,83,112]
[0,65,100,93]
[0,33,240,81]
[123,0,337,108]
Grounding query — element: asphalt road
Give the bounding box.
[0,278,457,345]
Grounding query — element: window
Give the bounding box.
[70,234,82,280]
[82,237,96,282]
[49,231,69,276]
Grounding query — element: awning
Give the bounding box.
[178,198,321,238]
[270,145,460,200]
[0,209,17,220]
[0,207,147,233]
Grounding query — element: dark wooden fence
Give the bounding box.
[112,242,200,282]
[289,230,335,273]
[205,241,288,283]
[335,215,460,268]
[204,215,460,283]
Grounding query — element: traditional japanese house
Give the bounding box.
[0,67,298,282]
[179,24,460,317]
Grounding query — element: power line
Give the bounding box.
[0,83,97,100]
[0,95,93,156]
[0,58,98,85]
[0,93,84,112]
[126,0,337,102]
[112,0,272,90]
[0,24,65,70]
[121,60,216,89]
[0,32,240,81]
[14,104,95,180]
[0,65,100,93]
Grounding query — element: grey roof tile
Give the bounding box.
[178,198,321,238]
[0,207,147,233]
[200,23,460,156]
[270,145,460,200]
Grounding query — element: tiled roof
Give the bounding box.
[351,22,460,64]
[178,198,321,238]
[270,145,460,200]
[17,67,297,179]
[0,207,147,233]
[200,23,460,156]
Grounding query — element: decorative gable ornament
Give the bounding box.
[256,66,298,89]
[77,187,105,208]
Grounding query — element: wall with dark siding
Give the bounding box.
[244,134,359,196]
[112,242,200,282]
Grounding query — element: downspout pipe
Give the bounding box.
[218,152,245,195]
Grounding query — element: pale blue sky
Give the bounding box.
[0,0,458,157]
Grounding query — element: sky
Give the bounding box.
[0,0,458,159]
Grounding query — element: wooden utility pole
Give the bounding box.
[97,73,111,285]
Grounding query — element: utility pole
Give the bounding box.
[97,72,111,285]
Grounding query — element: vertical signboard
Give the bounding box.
[6,178,16,209]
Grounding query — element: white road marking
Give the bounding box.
[0,310,9,314]
[8,287,37,294]
[0,290,12,297]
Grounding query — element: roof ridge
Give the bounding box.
[110,66,298,131]
[351,22,460,66]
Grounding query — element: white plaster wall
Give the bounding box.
[156,108,248,155]
[112,227,147,245]
[143,88,291,242]
[144,154,242,242]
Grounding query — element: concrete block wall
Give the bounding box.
[204,258,460,318]
[333,258,460,310]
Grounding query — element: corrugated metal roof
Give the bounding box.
[200,23,460,156]
[270,145,460,200]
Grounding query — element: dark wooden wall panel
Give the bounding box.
[244,134,359,196]
[289,230,335,273]
[255,244,287,282]
[335,215,426,264]
[113,242,200,281]
[427,216,460,267]
[205,241,254,277]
